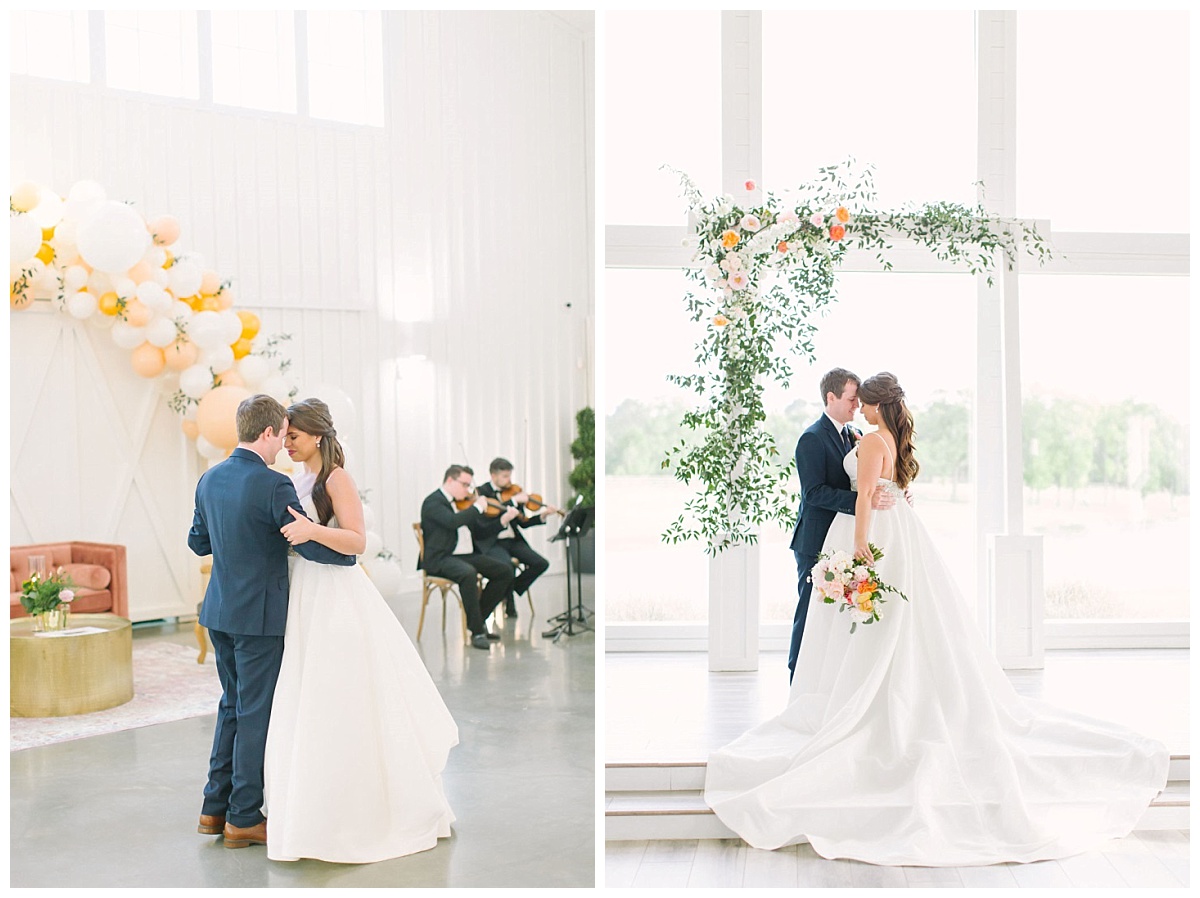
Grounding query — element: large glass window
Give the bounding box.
[307,10,385,127]
[1019,274,1189,621]
[105,11,199,99]
[9,11,91,83]
[605,11,721,225]
[1016,11,1190,233]
[762,11,977,208]
[211,11,297,114]
[758,273,978,622]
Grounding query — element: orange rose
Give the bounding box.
[721,230,740,248]
[835,206,850,223]
[857,580,876,594]
[776,240,789,253]
[713,313,729,327]
[829,224,846,241]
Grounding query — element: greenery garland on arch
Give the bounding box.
[660,160,1052,555]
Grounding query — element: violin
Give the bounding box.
[498,483,565,521]
[454,491,508,517]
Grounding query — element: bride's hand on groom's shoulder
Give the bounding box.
[282,506,318,546]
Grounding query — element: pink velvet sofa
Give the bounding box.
[10,542,129,620]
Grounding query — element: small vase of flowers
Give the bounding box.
[21,568,77,631]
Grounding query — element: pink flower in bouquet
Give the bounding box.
[778,210,799,228]
[59,589,75,603]
[809,213,824,228]
[740,214,762,233]
[728,270,750,291]
[721,253,743,273]
[744,179,756,191]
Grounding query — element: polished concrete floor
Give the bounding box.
[10,573,595,888]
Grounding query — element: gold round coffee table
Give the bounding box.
[10,613,134,717]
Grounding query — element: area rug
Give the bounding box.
[11,641,222,752]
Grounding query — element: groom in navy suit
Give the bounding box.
[188,394,355,847]
[787,368,893,682]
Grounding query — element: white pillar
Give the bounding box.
[708,542,760,671]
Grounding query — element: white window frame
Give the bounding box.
[604,11,1188,658]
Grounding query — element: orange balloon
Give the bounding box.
[130,342,166,378]
[123,299,152,327]
[36,243,55,265]
[99,292,121,316]
[165,338,199,371]
[181,419,200,440]
[196,385,252,450]
[217,289,235,310]
[150,215,181,246]
[10,290,33,310]
[237,310,261,341]
[215,369,245,388]
[231,337,253,360]
[200,270,221,294]
[128,260,154,284]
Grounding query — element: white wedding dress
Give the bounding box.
[705,439,1169,866]
[264,471,458,863]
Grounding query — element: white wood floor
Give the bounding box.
[605,649,1190,888]
[606,830,1191,888]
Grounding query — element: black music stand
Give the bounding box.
[543,499,594,642]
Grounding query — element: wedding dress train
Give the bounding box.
[705,445,1168,866]
[264,475,458,863]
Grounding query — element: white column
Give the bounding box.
[976,11,1043,668]
[707,10,764,671]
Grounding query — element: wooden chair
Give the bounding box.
[412,523,470,645]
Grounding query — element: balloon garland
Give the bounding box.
[10,179,405,593]
[9,179,296,462]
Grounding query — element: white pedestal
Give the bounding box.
[707,542,760,671]
[989,534,1044,669]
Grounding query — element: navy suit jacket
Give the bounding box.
[788,416,859,557]
[188,447,356,636]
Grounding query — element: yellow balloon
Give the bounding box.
[237,310,261,341]
[165,338,199,371]
[162,250,175,269]
[231,337,253,360]
[130,342,166,378]
[182,419,200,440]
[99,292,121,316]
[41,226,55,241]
[196,385,252,450]
[36,243,55,265]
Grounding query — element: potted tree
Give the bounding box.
[568,407,595,573]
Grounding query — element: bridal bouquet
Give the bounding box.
[811,545,908,633]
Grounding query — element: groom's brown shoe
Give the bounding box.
[223,819,267,848]
[198,813,225,835]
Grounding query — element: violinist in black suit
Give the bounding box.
[418,464,517,650]
[473,457,552,619]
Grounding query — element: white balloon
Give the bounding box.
[152,268,170,287]
[167,260,202,298]
[10,213,42,265]
[170,300,193,321]
[111,321,147,350]
[144,246,166,269]
[188,310,226,350]
[87,270,112,295]
[261,372,289,403]
[76,201,151,273]
[136,281,172,313]
[30,266,62,300]
[66,290,99,319]
[363,557,403,597]
[195,434,226,460]
[145,316,178,348]
[89,311,115,330]
[63,264,89,293]
[202,344,235,374]
[110,275,136,297]
[300,383,356,434]
[237,354,270,387]
[217,309,243,345]
[27,190,64,229]
[180,364,214,400]
[183,403,198,422]
[363,530,383,559]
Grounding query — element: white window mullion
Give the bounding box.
[294,10,309,118]
[196,10,213,105]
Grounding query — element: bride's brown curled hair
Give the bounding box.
[286,398,346,525]
[858,372,919,489]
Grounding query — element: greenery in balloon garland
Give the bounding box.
[660,159,1052,555]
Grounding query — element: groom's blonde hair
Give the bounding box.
[236,394,287,443]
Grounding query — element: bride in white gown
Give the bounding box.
[705,372,1169,867]
[263,398,458,864]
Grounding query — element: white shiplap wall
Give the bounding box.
[8,10,595,621]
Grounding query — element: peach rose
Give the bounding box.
[744,179,756,191]
[713,313,729,327]
[721,230,740,249]
[829,224,846,241]
[836,206,851,223]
